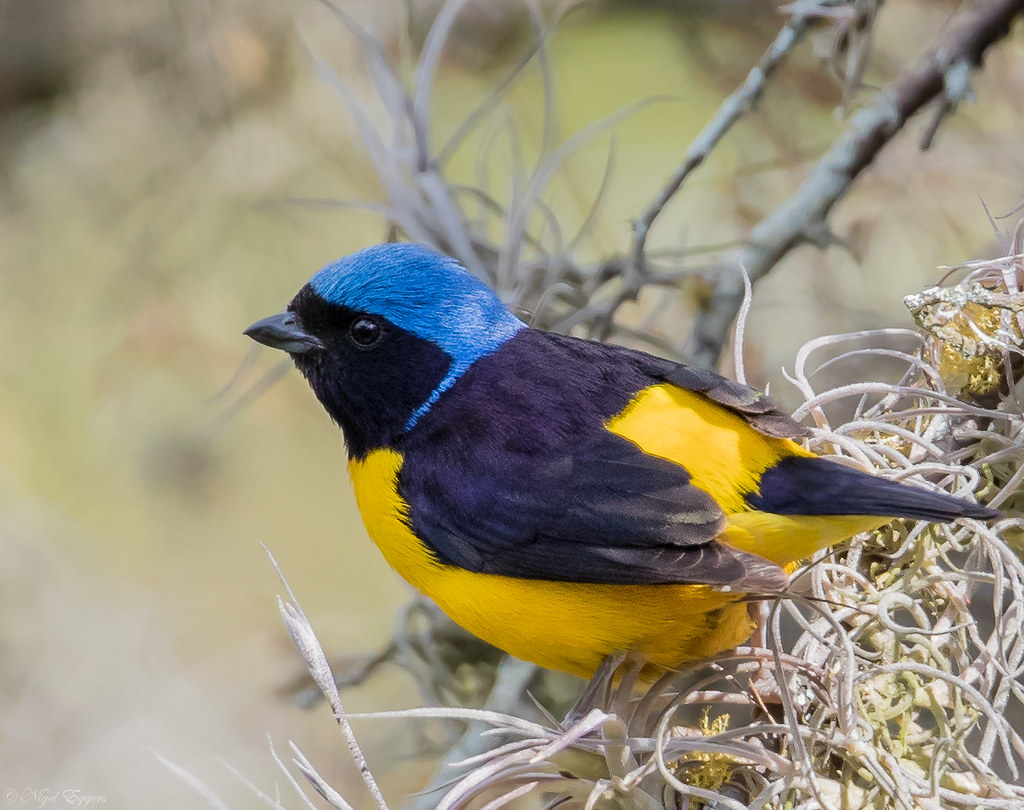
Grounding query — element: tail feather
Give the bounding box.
[749,456,999,522]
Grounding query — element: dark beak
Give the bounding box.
[244,312,324,354]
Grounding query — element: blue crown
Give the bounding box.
[309,243,526,427]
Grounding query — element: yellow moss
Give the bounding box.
[936,301,1006,400]
[679,709,737,794]
[911,291,1022,403]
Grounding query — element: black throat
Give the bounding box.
[287,288,452,459]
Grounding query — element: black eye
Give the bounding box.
[349,317,382,347]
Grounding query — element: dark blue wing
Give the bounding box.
[397,330,788,593]
[401,428,786,591]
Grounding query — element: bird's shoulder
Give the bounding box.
[410,328,808,446]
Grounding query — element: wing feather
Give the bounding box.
[401,432,787,593]
[652,362,812,440]
[396,329,793,595]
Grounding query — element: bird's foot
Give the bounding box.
[562,653,633,726]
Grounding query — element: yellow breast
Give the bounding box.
[348,447,753,678]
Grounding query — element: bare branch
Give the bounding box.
[685,0,1024,369]
[625,1,856,316]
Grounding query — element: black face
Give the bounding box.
[280,285,452,459]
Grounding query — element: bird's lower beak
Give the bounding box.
[244,312,324,354]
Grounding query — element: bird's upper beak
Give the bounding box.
[244,312,324,354]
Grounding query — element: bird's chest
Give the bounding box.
[347,448,445,593]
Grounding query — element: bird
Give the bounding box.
[245,243,998,679]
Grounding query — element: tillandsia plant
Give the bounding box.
[179,1,1024,808]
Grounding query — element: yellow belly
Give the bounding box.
[422,573,752,678]
[349,447,755,678]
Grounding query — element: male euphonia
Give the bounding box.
[245,243,997,678]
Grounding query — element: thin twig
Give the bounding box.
[630,0,848,277]
[685,0,1024,368]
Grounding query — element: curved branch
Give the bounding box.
[685,0,1024,369]
[630,1,847,276]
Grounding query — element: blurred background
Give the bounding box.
[2,0,1023,807]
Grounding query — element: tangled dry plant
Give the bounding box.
[172,2,1024,808]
